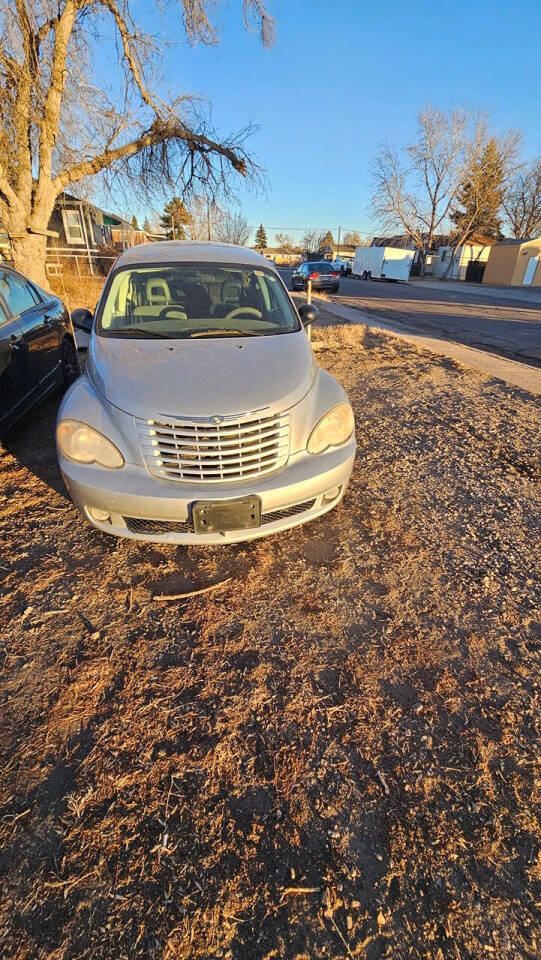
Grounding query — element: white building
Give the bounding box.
[431,243,492,281]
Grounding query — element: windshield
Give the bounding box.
[308,262,335,274]
[97,264,300,339]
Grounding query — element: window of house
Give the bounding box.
[62,209,84,244]
[92,221,105,245]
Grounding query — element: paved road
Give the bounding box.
[279,268,541,369]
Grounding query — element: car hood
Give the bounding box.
[87,331,317,419]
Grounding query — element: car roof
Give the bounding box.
[114,241,272,269]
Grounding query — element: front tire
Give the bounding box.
[61,337,80,388]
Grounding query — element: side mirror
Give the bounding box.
[298,303,319,327]
[71,308,93,333]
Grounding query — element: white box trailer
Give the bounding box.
[353,246,415,282]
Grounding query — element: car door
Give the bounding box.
[0,269,61,391]
[0,299,29,436]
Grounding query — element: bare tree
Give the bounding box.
[371,107,477,275]
[0,0,274,285]
[215,210,251,245]
[503,160,541,239]
[184,194,224,240]
[301,230,325,258]
[275,232,294,249]
[343,230,363,246]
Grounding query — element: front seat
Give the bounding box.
[133,276,187,323]
[146,278,171,305]
[213,281,242,318]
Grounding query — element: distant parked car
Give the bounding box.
[0,265,79,437]
[291,262,340,293]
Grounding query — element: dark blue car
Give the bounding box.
[0,265,79,437]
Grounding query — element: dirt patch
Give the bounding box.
[0,315,539,959]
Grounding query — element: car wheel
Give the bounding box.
[331,285,339,293]
[61,337,80,387]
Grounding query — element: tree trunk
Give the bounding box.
[9,232,49,289]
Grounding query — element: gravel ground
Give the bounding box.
[0,313,539,960]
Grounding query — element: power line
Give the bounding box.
[265,226,372,234]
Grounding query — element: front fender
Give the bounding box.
[57,375,142,466]
[290,368,353,455]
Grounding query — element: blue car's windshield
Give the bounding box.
[98,264,300,339]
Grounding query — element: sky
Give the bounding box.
[104,0,541,244]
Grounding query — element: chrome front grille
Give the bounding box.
[137,411,290,482]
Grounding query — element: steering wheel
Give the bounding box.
[224,306,262,322]
[158,306,187,320]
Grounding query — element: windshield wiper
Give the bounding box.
[108,326,172,339]
[189,329,262,338]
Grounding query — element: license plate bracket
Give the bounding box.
[192,496,261,534]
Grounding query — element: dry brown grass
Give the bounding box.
[50,273,105,313]
[0,315,539,959]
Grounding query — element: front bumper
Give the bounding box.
[60,442,356,544]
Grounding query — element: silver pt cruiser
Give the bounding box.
[57,242,356,544]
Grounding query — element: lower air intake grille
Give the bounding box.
[261,500,316,525]
[124,516,190,535]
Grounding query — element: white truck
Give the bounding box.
[352,246,415,282]
[331,257,352,276]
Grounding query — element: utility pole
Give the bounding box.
[207,198,211,241]
[336,225,341,261]
[171,214,175,241]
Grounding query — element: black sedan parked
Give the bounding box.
[291,261,340,293]
[0,265,79,437]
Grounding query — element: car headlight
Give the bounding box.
[57,419,124,468]
[307,403,354,454]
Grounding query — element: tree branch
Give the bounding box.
[53,117,247,190]
[89,0,159,113]
[0,162,20,208]
[12,0,38,196]
[37,0,79,186]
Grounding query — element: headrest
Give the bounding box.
[222,282,241,302]
[146,278,170,304]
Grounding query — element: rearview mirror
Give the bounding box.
[71,308,93,333]
[298,303,318,327]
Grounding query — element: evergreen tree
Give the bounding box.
[255,223,267,248]
[160,197,193,240]
[321,230,334,250]
[131,214,139,229]
[451,138,505,243]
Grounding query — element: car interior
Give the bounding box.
[101,266,299,337]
